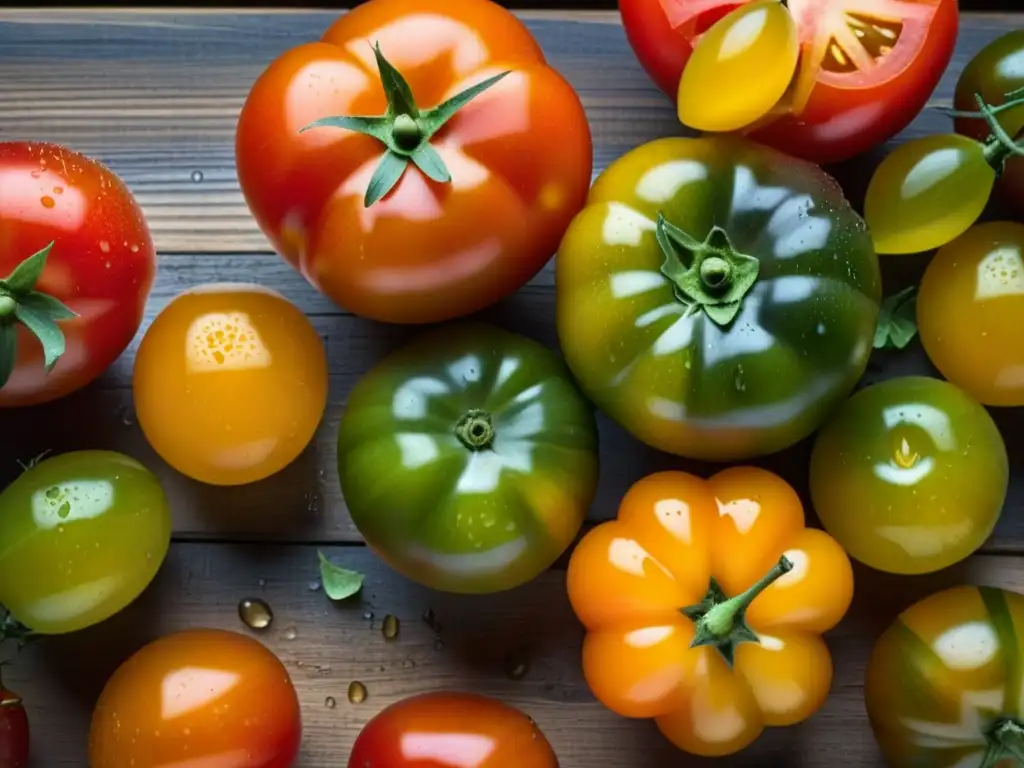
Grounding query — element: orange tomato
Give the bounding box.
[235,0,592,324]
[566,468,854,757]
[132,284,328,486]
[88,629,301,768]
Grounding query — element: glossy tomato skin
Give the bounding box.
[89,629,301,768]
[918,222,1024,406]
[236,0,592,324]
[0,686,29,768]
[0,142,156,407]
[338,323,598,594]
[556,136,880,461]
[567,468,853,756]
[810,377,1008,576]
[133,283,328,486]
[348,692,558,768]
[619,0,958,164]
[0,450,171,635]
[955,30,1024,218]
[866,586,1024,766]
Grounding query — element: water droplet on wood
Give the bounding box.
[238,598,273,630]
[191,170,204,183]
[284,626,298,640]
[324,696,336,709]
[347,681,367,704]
[504,645,531,680]
[382,614,399,640]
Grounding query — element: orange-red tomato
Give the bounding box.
[348,692,559,768]
[235,0,592,324]
[132,284,328,486]
[88,629,302,768]
[567,468,854,756]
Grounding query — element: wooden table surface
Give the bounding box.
[2,7,1024,767]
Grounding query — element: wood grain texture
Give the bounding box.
[8,540,1024,767]
[3,10,1024,549]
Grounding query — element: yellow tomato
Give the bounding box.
[133,284,328,486]
[677,1,798,133]
[918,222,1024,406]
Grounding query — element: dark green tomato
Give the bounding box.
[810,377,1008,576]
[556,136,881,462]
[337,323,599,594]
[0,451,172,635]
[955,29,1024,218]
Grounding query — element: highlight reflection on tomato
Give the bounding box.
[810,376,1009,575]
[347,691,558,768]
[918,222,1024,407]
[620,0,958,164]
[132,284,328,486]
[89,629,302,768]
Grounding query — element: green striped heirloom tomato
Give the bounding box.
[0,451,171,635]
[555,136,881,461]
[866,585,1024,767]
[337,323,598,593]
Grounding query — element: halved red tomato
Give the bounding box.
[621,0,958,164]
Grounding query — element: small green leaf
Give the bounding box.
[656,214,692,286]
[318,550,365,601]
[410,143,451,183]
[2,242,54,295]
[373,42,420,118]
[14,304,65,372]
[20,291,77,321]
[704,300,743,326]
[420,71,512,137]
[874,286,918,350]
[0,324,16,389]
[299,114,392,144]
[365,151,409,207]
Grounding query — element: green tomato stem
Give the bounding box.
[699,556,792,637]
[455,409,495,451]
[699,256,732,293]
[391,114,422,151]
[0,296,15,320]
[981,720,1024,767]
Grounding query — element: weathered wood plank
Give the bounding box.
[0,10,1016,253]
[9,541,1024,766]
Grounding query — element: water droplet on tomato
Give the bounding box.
[53,186,63,195]
[57,501,71,519]
[130,244,139,253]
[238,597,273,630]
[40,196,55,208]
[382,614,399,640]
[99,241,110,253]
[347,681,367,704]
[30,170,40,179]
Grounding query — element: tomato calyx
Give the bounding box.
[656,215,760,326]
[455,409,495,451]
[0,608,33,649]
[300,43,510,207]
[981,719,1024,767]
[873,285,918,350]
[682,555,793,666]
[0,241,77,390]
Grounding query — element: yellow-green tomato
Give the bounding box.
[677,0,798,133]
[810,377,1008,575]
[0,451,172,634]
[918,221,1024,406]
[864,134,995,255]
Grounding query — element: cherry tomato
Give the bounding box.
[918,222,1024,407]
[0,450,171,635]
[132,284,328,486]
[863,133,996,255]
[348,691,558,768]
[89,629,302,768]
[0,142,156,407]
[236,0,592,324]
[865,585,1024,767]
[810,376,1008,576]
[619,0,958,164]
[0,681,28,768]
[954,29,1024,219]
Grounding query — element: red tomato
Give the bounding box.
[348,692,559,767]
[619,0,958,164]
[0,142,156,407]
[89,629,301,768]
[236,0,592,324]
[0,683,28,768]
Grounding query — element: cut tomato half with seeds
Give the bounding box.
[622,0,958,163]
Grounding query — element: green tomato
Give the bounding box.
[810,376,1008,576]
[556,135,880,462]
[0,451,172,635]
[337,323,598,594]
[864,134,996,255]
